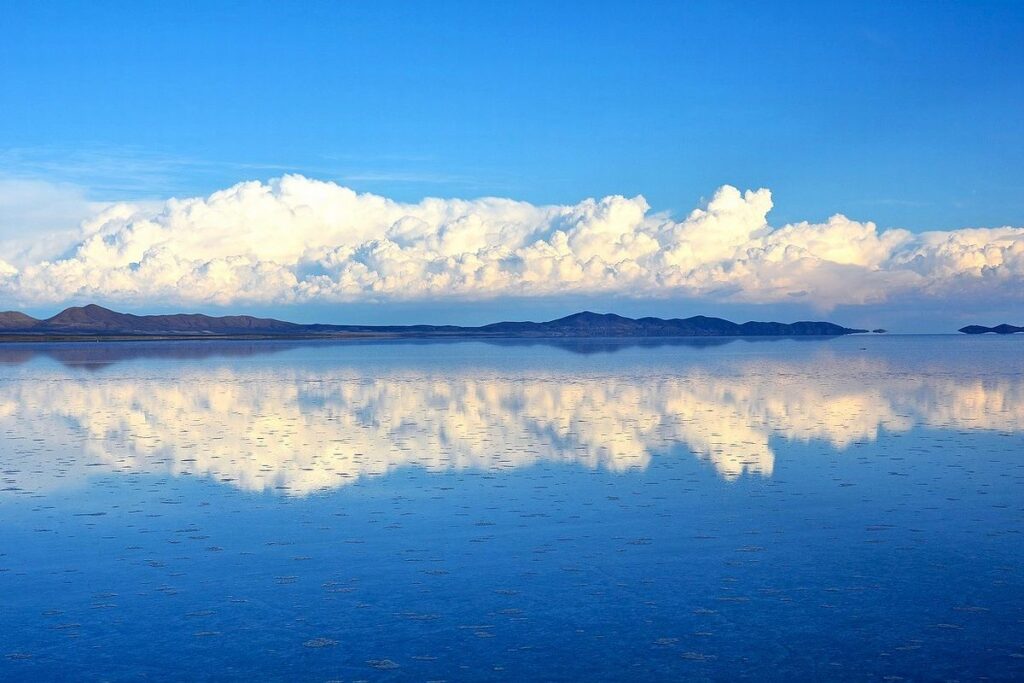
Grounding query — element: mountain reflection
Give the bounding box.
[0,336,764,369]
[1,353,1022,497]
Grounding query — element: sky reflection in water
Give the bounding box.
[0,336,1022,680]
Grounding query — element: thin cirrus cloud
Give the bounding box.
[0,174,1021,309]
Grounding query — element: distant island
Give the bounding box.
[959,324,1024,335]
[0,304,868,341]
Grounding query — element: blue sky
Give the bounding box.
[1,1,1023,329]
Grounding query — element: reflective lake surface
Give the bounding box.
[1,336,1022,680]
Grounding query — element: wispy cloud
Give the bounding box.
[852,198,931,208]
[0,145,209,198]
[0,146,490,200]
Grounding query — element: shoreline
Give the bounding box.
[0,331,878,344]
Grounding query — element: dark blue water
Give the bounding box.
[1,336,1022,680]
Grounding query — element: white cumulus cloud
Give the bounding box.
[0,174,1021,309]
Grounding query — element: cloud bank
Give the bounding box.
[0,174,1021,309]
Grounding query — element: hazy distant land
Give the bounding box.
[959,324,1024,335]
[0,304,869,341]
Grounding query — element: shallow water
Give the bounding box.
[0,335,1022,680]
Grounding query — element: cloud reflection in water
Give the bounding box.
[1,344,1021,496]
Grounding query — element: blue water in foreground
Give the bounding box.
[0,335,1022,681]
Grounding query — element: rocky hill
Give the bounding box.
[0,305,868,338]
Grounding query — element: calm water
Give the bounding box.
[0,336,1022,681]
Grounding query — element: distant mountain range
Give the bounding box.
[959,324,1024,335]
[0,304,868,339]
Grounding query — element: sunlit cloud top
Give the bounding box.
[0,174,1022,311]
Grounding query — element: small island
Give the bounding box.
[0,304,869,341]
[959,324,1024,335]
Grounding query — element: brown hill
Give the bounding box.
[41,304,299,334]
[0,311,40,329]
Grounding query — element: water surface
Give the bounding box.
[1,336,1022,680]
